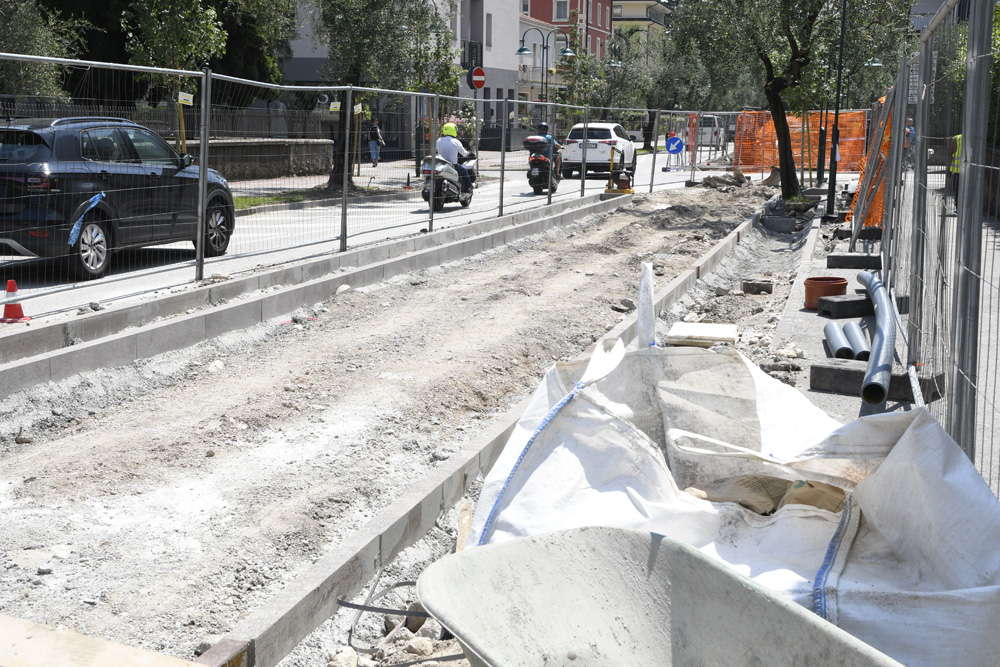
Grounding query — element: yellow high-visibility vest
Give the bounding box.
[950,134,962,174]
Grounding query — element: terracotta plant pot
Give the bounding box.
[803,276,848,310]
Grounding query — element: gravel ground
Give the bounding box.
[0,181,817,666]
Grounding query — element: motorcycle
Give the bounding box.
[420,152,477,211]
[524,136,559,196]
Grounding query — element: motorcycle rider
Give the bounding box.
[436,123,475,192]
[538,121,562,179]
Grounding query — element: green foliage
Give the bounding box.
[122,0,227,92]
[214,0,296,84]
[993,4,1000,144]
[0,0,89,97]
[318,0,459,92]
[555,14,660,113]
[555,10,605,109]
[661,0,765,110]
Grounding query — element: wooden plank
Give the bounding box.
[0,614,201,667]
[455,501,474,552]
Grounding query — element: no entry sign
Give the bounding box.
[468,67,486,90]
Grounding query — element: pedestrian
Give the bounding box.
[369,118,385,167]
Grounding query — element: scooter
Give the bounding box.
[420,153,477,211]
[524,136,559,196]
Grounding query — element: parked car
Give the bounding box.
[560,122,637,179]
[0,117,235,279]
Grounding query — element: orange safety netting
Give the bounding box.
[733,110,869,172]
[846,100,891,227]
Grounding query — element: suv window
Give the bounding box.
[121,127,178,166]
[568,127,613,140]
[698,116,719,128]
[81,128,129,163]
[0,130,51,163]
[613,125,629,140]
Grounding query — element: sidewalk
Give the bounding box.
[772,178,913,423]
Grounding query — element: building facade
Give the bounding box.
[522,0,614,62]
[611,0,670,37]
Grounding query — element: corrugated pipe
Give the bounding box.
[823,322,854,359]
[843,321,871,361]
[857,271,896,404]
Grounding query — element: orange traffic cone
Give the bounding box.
[1,280,30,323]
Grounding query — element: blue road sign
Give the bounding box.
[666,136,684,154]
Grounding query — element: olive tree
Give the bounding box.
[0,0,88,98]
[695,0,910,199]
[317,0,459,186]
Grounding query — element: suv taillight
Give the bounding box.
[599,139,618,146]
[25,174,51,191]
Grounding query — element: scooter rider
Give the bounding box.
[538,121,562,178]
[436,123,475,192]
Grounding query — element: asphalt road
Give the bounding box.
[2,150,743,322]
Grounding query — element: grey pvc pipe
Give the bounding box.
[857,271,896,404]
[823,322,854,359]
[843,321,871,361]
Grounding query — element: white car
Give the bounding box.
[560,122,637,178]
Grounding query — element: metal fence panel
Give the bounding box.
[883,0,999,496]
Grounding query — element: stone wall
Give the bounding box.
[185,138,334,180]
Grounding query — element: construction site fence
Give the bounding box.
[0,51,870,328]
[860,0,1000,496]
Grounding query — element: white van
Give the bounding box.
[694,115,726,150]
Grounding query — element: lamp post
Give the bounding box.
[825,0,848,216]
[516,27,575,127]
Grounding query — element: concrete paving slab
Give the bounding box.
[818,293,875,318]
[827,252,883,269]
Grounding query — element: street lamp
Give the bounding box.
[516,27,575,126]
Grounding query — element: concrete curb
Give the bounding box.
[0,193,628,400]
[196,198,769,667]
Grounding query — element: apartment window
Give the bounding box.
[597,37,602,58]
[533,42,539,67]
[606,6,611,25]
[588,34,592,53]
[554,0,568,20]
[588,0,593,22]
[522,0,529,12]
[596,2,601,25]
[486,13,493,47]
[612,4,622,17]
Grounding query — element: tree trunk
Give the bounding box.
[327,101,354,191]
[763,84,801,200]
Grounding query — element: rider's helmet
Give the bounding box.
[442,123,458,137]
[537,122,550,135]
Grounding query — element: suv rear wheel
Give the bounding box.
[66,214,111,280]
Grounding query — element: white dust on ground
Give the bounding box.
[0,182,818,665]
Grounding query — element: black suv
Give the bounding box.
[0,117,235,279]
